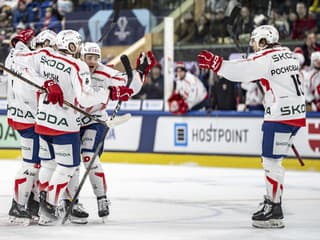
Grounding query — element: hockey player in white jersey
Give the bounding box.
[305,51,320,111]
[198,25,306,228]
[168,62,208,114]
[4,29,42,225]
[79,42,155,221]
[14,29,116,225]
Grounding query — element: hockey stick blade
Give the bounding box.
[110,55,133,119]
[105,113,131,128]
[120,55,133,80]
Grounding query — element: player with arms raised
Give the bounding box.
[198,25,306,228]
[79,42,155,221]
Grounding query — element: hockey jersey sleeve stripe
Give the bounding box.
[253,49,282,60]
[94,70,126,82]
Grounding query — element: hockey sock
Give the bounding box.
[38,160,57,193]
[262,157,285,203]
[64,167,80,199]
[31,170,40,202]
[83,152,107,198]
[47,165,76,206]
[13,161,40,206]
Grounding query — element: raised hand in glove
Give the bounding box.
[168,92,188,115]
[136,51,157,77]
[109,86,134,101]
[198,50,223,73]
[43,80,64,107]
[11,29,35,47]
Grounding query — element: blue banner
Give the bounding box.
[65,9,156,45]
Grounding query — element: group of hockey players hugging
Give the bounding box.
[3,24,309,229]
[4,28,156,226]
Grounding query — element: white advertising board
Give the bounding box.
[104,116,142,151]
[154,116,320,158]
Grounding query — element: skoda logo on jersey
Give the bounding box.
[115,17,130,41]
[174,123,188,146]
[308,122,320,153]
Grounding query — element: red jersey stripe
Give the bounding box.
[17,49,83,86]
[253,49,282,60]
[266,118,306,127]
[7,118,34,130]
[35,124,79,136]
[94,70,126,82]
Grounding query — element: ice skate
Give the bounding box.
[97,196,110,222]
[27,192,40,223]
[38,191,58,226]
[59,199,89,224]
[252,197,284,229]
[8,199,31,226]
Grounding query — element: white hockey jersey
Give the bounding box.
[304,68,320,111]
[80,62,143,126]
[5,42,39,130]
[15,48,109,135]
[218,46,306,126]
[175,72,208,109]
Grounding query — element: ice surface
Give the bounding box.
[0,160,319,240]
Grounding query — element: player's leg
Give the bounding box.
[9,127,40,225]
[252,122,300,229]
[60,166,89,224]
[81,123,110,220]
[37,135,57,223]
[38,135,56,194]
[38,133,80,226]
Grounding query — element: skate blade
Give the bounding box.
[30,216,39,224]
[38,219,59,226]
[69,216,88,224]
[38,215,60,226]
[252,219,285,229]
[8,216,31,226]
[101,216,108,223]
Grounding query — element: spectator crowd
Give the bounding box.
[176,0,320,44]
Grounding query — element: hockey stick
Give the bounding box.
[291,143,305,167]
[0,63,130,128]
[62,55,133,224]
[96,0,121,43]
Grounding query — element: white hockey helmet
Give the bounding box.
[250,25,279,47]
[56,30,82,54]
[37,30,57,47]
[311,51,320,67]
[81,42,101,58]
